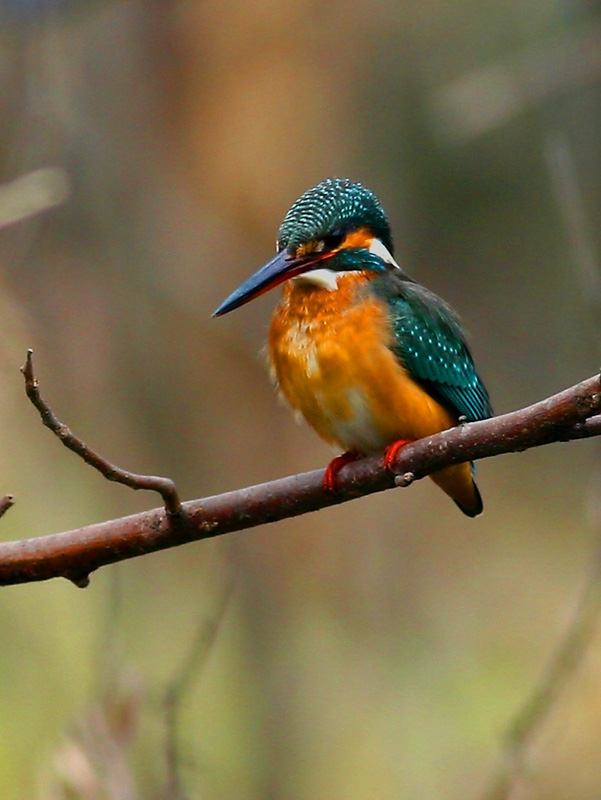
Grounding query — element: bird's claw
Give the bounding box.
[323,451,361,493]
[383,438,412,473]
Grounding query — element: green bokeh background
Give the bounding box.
[0,2,600,798]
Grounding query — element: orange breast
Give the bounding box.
[268,273,457,454]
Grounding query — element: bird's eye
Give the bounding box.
[321,229,345,251]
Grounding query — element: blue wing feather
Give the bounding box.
[372,277,492,422]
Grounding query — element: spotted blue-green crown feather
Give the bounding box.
[277,178,394,254]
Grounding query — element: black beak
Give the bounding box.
[213,249,327,317]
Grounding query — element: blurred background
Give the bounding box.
[0,1,600,798]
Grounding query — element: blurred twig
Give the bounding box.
[161,579,234,800]
[544,131,601,328]
[0,166,70,229]
[484,548,601,800]
[43,567,141,800]
[0,371,600,587]
[482,129,601,800]
[44,671,143,800]
[431,20,601,143]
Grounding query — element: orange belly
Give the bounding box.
[269,275,456,450]
[268,273,481,515]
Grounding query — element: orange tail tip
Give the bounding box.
[430,463,484,517]
[458,481,484,518]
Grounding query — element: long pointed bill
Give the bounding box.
[213,249,327,317]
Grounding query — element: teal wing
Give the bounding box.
[379,280,492,422]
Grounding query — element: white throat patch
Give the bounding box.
[291,268,341,291]
[368,238,400,268]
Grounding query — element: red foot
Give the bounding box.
[323,451,361,493]
[383,438,413,473]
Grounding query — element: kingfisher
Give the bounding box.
[213,178,492,516]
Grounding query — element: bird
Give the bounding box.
[213,178,492,516]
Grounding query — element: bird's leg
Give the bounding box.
[383,439,413,473]
[323,450,362,493]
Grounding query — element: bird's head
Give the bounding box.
[213,178,400,317]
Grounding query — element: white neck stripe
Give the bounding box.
[368,237,400,268]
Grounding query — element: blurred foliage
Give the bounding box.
[0,1,600,798]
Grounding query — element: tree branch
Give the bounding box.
[1,373,599,588]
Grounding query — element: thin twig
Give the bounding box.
[21,349,182,517]
[0,495,15,520]
[0,372,600,587]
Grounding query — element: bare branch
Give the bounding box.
[0,372,599,587]
[21,349,182,517]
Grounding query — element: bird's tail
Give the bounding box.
[430,462,483,517]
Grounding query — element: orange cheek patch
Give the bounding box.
[295,242,310,257]
[340,227,373,250]
[295,240,320,258]
[294,228,374,259]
